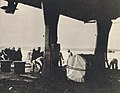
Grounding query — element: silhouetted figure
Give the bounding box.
[67,49,73,58]
[39,51,44,66]
[31,48,37,61]
[31,47,43,61]
[0,52,5,60]
[11,47,16,61]
[8,48,13,60]
[4,48,8,55]
[27,50,32,62]
[36,47,43,58]
[5,0,18,14]
[31,48,44,72]
[67,49,73,65]
[110,58,118,70]
[1,50,8,60]
[6,48,11,60]
[16,48,22,61]
[58,52,64,67]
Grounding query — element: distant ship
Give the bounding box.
[108,50,115,53]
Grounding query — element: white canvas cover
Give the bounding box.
[66,54,86,82]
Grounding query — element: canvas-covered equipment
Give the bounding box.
[66,54,87,82]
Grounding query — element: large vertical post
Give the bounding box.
[95,20,112,67]
[94,20,112,81]
[42,25,51,77]
[42,1,60,79]
[50,44,60,78]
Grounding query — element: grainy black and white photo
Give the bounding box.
[0,0,120,93]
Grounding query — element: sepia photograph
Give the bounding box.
[0,0,120,93]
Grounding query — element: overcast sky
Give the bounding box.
[0,0,120,50]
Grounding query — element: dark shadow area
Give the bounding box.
[0,73,120,93]
[1,0,120,22]
[0,6,18,10]
[1,0,42,14]
[5,0,42,9]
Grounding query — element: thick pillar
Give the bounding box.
[95,20,112,68]
[50,44,60,78]
[93,20,112,81]
[42,1,60,79]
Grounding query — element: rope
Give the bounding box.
[66,65,85,71]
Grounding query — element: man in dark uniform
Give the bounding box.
[110,58,118,70]
[58,52,64,67]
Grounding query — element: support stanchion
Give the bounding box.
[14,61,26,74]
[0,60,12,72]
